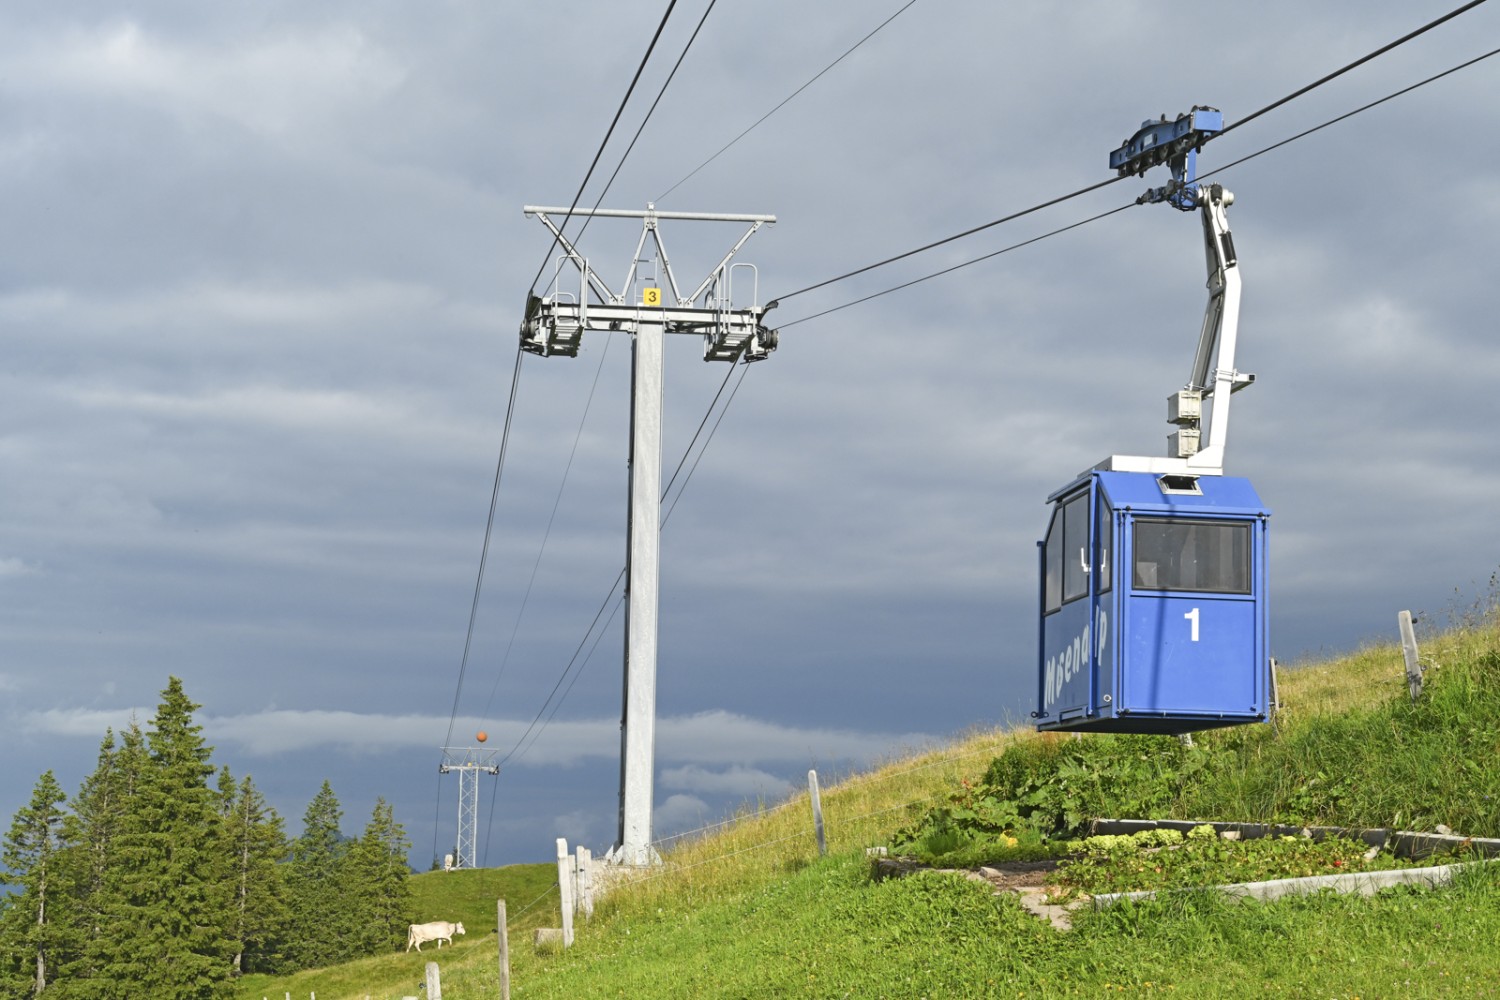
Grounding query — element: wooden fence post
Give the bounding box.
[497,899,511,1000]
[425,960,442,1000]
[1398,610,1423,702]
[808,770,826,857]
[556,837,575,947]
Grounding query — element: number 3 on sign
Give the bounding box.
[642,287,662,307]
[1184,607,1200,642]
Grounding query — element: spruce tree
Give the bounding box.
[58,725,149,995]
[343,799,413,955]
[92,678,233,999]
[0,771,68,998]
[217,772,288,975]
[282,781,354,969]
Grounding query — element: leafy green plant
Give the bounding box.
[891,732,1232,863]
[1052,827,1411,895]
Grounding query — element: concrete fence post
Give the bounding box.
[497,899,511,1000]
[577,845,595,919]
[1399,610,1423,702]
[808,770,826,857]
[556,837,575,947]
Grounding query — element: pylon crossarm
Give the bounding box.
[686,220,769,304]
[528,211,617,303]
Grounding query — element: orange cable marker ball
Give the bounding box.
[476,730,488,743]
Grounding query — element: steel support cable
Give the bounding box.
[466,2,1493,865]
[496,567,625,770]
[480,337,614,724]
[434,344,523,869]
[482,775,498,867]
[661,362,750,528]
[572,0,721,255]
[1222,0,1491,136]
[1205,43,1500,181]
[481,6,722,837]
[775,42,1500,331]
[525,0,680,298]
[484,26,1500,870]
[765,173,1133,308]
[494,358,749,769]
[510,591,625,770]
[766,0,1492,311]
[659,353,739,507]
[657,0,922,203]
[776,203,1136,329]
[507,363,752,770]
[444,344,525,750]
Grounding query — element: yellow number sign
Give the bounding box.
[642,287,662,307]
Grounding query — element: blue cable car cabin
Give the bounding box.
[1034,470,1270,735]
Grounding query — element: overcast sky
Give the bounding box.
[4,1,1498,867]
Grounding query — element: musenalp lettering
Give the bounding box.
[1043,608,1108,711]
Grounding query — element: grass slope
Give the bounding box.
[234,864,555,1000]
[241,613,1500,998]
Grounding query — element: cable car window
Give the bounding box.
[1132,518,1251,594]
[1043,506,1063,614]
[1097,499,1113,594]
[1062,495,1089,603]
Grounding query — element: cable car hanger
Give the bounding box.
[1097,107,1253,478]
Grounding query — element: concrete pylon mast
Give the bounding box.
[439,745,500,869]
[520,204,777,866]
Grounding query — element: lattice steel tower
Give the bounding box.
[439,744,500,870]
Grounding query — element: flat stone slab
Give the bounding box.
[1092,858,1493,909]
[871,821,1499,931]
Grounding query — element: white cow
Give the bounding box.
[406,920,466,952]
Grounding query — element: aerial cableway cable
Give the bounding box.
[443,343,525,751]
[471,0,1494,860]
[451,0,695,856]
[767,0,1492,309]
[776,203,1138,330]
[1203,43,1500,181]
[524,0,681,299]
[485,0,1492,747]
[510,361,753,767]
[492,360,746,770]
[572,0,721,251]
[656,0,923,202]
[1221,0,1491,137]
[478,338,615,724]
[481,361,755,860]
[775,42,1500,330]
[660,361,751,530]
[766,173,1134,308]
[478,0,723,719]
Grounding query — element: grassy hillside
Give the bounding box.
[235,864,555,1000]
[236,610,1500,998]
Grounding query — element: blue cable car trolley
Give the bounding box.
[1035,108,1271,736]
